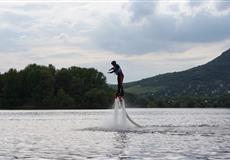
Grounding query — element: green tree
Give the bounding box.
[1,69,22,107]
[54,88,75,108]
[0,74,3,107]
[84,88,113,109]
[0,64,114,109]
[20,64,55,106]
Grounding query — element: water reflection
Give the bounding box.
[112,132,129,160]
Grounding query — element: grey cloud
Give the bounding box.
[90,14,184,54]
[0,28,28,52]
[215,1,230,11]
[89,2,230,55]
[187,0,204,8]
[0,5,87,53]
[129,1,158,21]
[0,11,35,52]
[13,4,50,11]
[175,13,230,42]
[0,11,35,28]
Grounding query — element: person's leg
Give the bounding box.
[116,75,121,97]
[119,74,124,97]
[117,74,124,97]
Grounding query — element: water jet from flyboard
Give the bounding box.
[113,97,142,128]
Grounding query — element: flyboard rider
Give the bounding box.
[108,61,142,127]
[108,61,124,99]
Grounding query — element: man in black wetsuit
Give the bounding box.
[108,61,124,98]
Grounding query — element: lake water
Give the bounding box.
[0,108,229,160]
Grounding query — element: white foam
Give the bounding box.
[110,98,142,129]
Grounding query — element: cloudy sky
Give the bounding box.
[0,0,230,83]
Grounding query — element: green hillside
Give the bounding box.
[125,48,230,98]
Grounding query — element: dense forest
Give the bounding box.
[0,64,114,109]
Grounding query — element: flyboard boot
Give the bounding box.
[115,92,124,103]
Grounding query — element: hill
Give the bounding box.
[125,48,230,98]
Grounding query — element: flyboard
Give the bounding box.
[114,96,142,128]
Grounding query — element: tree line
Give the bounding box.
[145,94,230,108]
[0,64,229,109]
[0,64,114,109]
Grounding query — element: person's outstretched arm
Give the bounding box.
[108,67,114,73]
[108,69,115,74]
[108,65,120,74]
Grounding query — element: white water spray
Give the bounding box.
[113,98,142,128]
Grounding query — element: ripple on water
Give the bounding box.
[0,109,229,160]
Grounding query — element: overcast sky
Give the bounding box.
[0,0,230,83]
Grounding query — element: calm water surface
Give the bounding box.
[0,108,229,160]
